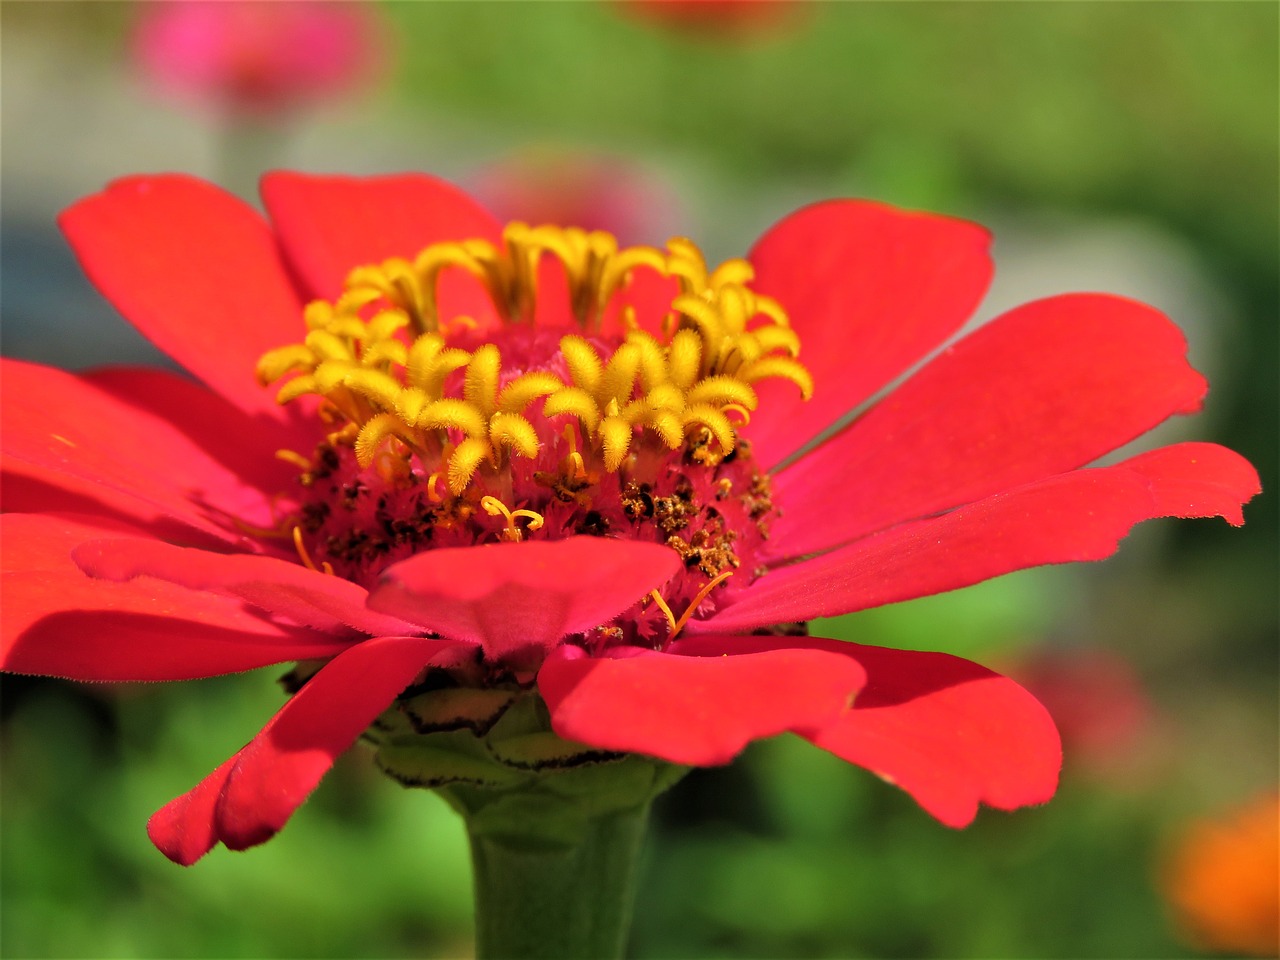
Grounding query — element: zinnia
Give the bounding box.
[0,173,1259,873]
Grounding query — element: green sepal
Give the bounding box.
[375,732,529,790]
[401,686,518,734]
[361,678,691,959]
[439,755,687,846]
[488,731,621,769]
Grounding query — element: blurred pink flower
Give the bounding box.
[471,148,681,245]
[1005,647,1161,780]
[131,1,383,117]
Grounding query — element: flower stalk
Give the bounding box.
[464,799,652,959]
[439,759,686,959]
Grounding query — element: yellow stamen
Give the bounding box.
[649,590,679,634]
[373,444,412,483]
[480,496,545,542]
[543,386,601,433]
[257,223,813,493]
[233,516,293,539]
[448,436,491,493]
[291,525,333,575]
[275,449,313,470]
[443,314,479,336]
[669,570,734,640]
[231,491,296,539]
[426,471,447,503]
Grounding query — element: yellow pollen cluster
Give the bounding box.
[257,223,813,494]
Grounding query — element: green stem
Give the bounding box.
[393,694,685,958]
[465,801,653,960]
[216,118,290,200]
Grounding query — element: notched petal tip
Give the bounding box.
[260,171,504,308]
[57,175,304,421]
[744,198,995,468]
[146,753,239,867]
[147,636,449,863]
[796,640,1062,828]
[1124,441,1262,528]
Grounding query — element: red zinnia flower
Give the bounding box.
[0,173,1259,866]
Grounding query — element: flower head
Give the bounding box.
[1,173,1259,865]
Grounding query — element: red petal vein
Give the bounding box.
[260,171,504,318]
[1,359,287,542]
[768,293,1209,561]
[745,199,994,468]
[73,538,419,638]
[796,640,1062,826]
[696,442,1261,634]
[57,175,304,420]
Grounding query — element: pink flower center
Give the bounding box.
[257,224,812,651]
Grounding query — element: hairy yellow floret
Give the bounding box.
[256,224,812,494]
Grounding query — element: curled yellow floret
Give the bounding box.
[255,223,813,494]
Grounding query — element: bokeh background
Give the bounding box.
[2,2,1276,958]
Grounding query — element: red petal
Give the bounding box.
[1,462,225,549]
[1,359,286,543]
[260,172,504,326]
[366,537,682,662]
[1119,441,1261,525]
[695,443,1261,634]
[744,200,993,468]
[83,365,309,498]
[74,538,419,638]
[2,514,346,681]
[148,754,239,866]
[148,635,465,863]
[602,266,681,339]
[538,637,865,765]
[214,635,460,851]
[57,175,304,420]
[797,640,1062,826]
[768,294,1209,561]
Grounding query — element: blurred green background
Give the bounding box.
[2,2,1276,958]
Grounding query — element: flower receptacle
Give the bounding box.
[366,682,686,958]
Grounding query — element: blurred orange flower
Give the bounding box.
[1163,791,1280,956]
